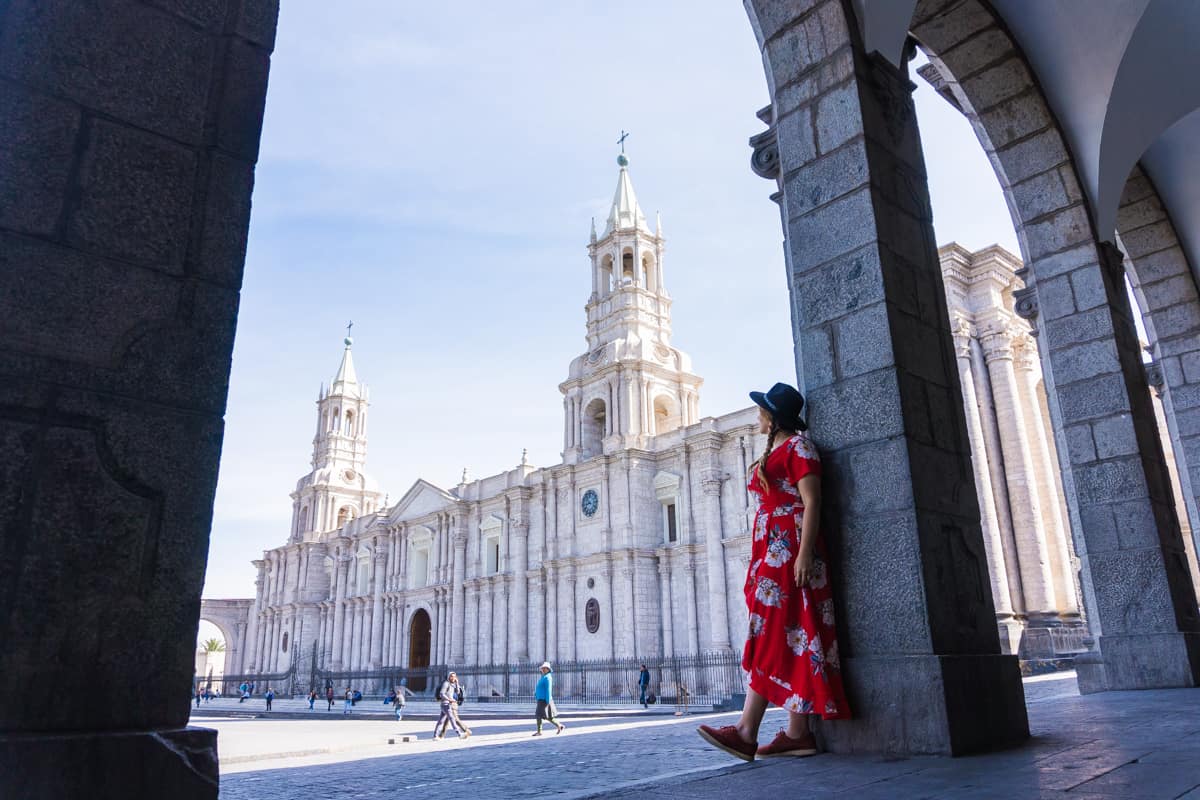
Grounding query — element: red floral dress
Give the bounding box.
[742,433,850,719]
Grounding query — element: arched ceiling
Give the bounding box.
[848,0,1200,283]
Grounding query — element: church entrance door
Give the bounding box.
[408,609,432,692]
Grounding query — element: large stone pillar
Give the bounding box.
[481,581,494,664]
[369,551,386,667]
[980,326,1058,620]
[496,577,510,664]
[545,566,559,662]
[682,558,699,656]
[244,562,266,671]
[953,323,1018,651]
[745,0,1026,754]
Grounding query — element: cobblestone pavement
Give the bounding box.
[212,672,1086,798]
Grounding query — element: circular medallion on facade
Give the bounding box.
[342,468,357,482]
[585,598,601,633]
[581,489,599,517]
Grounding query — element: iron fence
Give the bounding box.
[196,663,297,699]
[313,652,746,709]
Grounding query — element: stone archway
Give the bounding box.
[407,608,432,692]
[198,599,253,677]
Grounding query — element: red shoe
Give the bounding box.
[757,729,819,758]
[697,724,757,762]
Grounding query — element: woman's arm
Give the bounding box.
[793,474,821,587]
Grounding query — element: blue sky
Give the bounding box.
[200,1,1019,609]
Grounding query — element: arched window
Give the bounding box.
[344,409,355,436]
[298,504,310,534]
[642,253,656,292]
[600,254,614,295]
[337,506,355,528]
[332,407,340,433]
[581,398,606,458]
[653,394,681,435]
[621,251,634,285]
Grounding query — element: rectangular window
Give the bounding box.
[486,537,500,574]
[410,547,429,589]
[666,503,678,543]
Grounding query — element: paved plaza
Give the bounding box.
[200,673,1200,799]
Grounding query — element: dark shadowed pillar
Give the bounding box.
[0,0,277,796]
[744,0,1028,754]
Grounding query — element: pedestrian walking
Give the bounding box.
[307,689,317,710]
[698,383,850,762]
[433,672,467,740]
[239,682,249,703]
[264,686,275,712]
[194,686,202,709]
[326,686,335,711]
[532,662,565,736]
[638,664,651,708]
[343,687,353,715]
[434,673,471,738]
[393,684,407,722]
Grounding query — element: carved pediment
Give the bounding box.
[387,479,457,522]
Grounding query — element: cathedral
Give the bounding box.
[208,159,1136,690]
[221,157,764,686]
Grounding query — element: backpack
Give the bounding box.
[454,685,465,705]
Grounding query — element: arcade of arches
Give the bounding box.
[5,0,1200,797]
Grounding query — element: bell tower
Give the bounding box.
[560,154,702,463]
[289,334,382,541]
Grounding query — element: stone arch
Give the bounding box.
[581,397,607,458]
[652,392,681,435]
[902,0,1200,694]
[1115,164,1200,549]
[198,599,253,677]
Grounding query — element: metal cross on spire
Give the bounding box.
[617,130,630,153]
[346,320,354,337]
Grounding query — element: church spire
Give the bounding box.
[331,335,359,396]
[604,153,648,235]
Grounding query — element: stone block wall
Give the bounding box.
[0,0,277,796]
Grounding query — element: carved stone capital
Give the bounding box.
[748,126,780,181]
[979,329,1014,362]
[1013,285,1039,322]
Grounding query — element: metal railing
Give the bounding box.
[196,663,297,699]
[312,652,745,709]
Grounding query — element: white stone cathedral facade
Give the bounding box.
[215,163,1103,687]
[229,160,763,684]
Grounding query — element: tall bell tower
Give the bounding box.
[289,334,382,541]
[560,154,702,463]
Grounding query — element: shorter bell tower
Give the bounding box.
[289,335,382,541]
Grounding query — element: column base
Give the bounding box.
[0,726,217,800]
[1075,632,1200,694]
[815,654,1028,756]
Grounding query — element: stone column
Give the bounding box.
[658,556,675,657]
[451,525,468,663]
[744,0,1027,752]
[953,324,1018,650]
[565,566,578,661]
[330,556,349,669]
[981,326,1058,620]
[496,577,510,664]
[369,550,386,667]
[1015,337,1080,619]
[602,560,616,656]
[244,563,266,671]
[467,584,480,665]
[698,463,730,651]
[545,566,559,662]
[682,557,699,656]
[620,561,637,658]
[530,570,546,661]
[481,581,494,664]
[509,516,530,662]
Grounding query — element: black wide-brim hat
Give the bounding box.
[750,382,808,431]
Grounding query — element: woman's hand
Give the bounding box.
[794,547,814,587]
